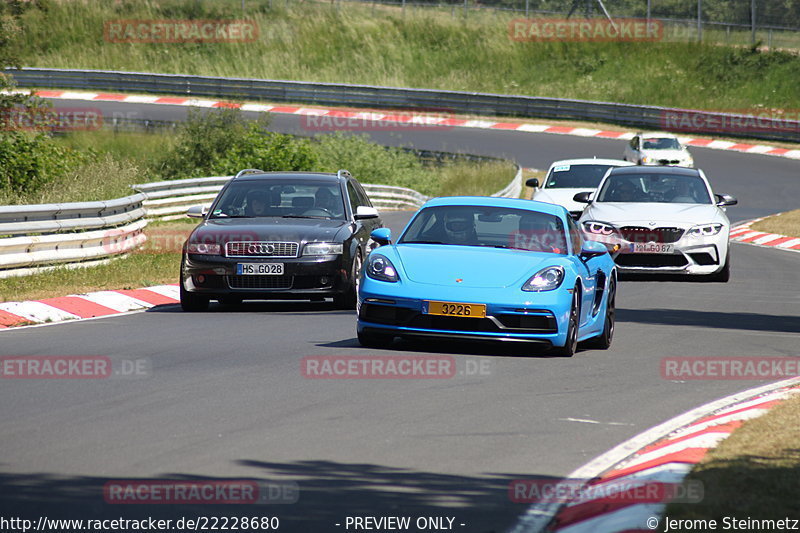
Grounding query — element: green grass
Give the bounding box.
[663,393,800,528]
[13,0,800,113]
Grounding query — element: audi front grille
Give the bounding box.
[226,241,299,258]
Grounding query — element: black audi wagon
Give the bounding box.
[180,169,383,311]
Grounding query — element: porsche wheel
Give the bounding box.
[553,287,579,357]
[586,278,615,350]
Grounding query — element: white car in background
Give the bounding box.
[623,132,694,167]
[575,166,737,281]
[526,158,633,219]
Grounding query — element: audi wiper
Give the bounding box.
[281,215,330,219]
[402,240,448,245]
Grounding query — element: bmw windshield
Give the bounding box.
[596,174,712,204]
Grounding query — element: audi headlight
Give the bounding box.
[583,221,616,236]
[366,255,399,282]
[522,266,565,292]
[187,243,221,255]
[687,223,723,237]
[304,242,343,256]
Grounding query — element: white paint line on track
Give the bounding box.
[509,377,800,533]
[61,91,97,100]
[121,95,160,104]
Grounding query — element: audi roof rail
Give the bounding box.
[233,168,266,179]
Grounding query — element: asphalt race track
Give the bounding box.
[0,100,798,532]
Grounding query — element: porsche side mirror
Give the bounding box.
[370,227,392,246]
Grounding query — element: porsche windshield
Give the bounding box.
[209,180,346,219]
[544,164,616,188]
[400,205,568,254]
[596,174,712,204]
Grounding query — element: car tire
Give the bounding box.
[180,282,209,312]
[334,250,362,310]
[586,278,615,350]
[707,251,730,282]
[552,287,580,357]
[357,330,393,348]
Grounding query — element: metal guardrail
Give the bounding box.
[7,67,800,143]
[0,163,521,278]
[0,195,147,278]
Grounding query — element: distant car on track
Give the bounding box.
[575,166,737,281]
[623,132,694,167]
[357,197,618,356]
[527,158,634,219]
[180,169,382,311]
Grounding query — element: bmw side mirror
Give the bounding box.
[715,194,738,207]
[370,227,392,246]
[355,206,379,220]
[573,191,593,204]
[187,205,209,218]
[525,178,540,188]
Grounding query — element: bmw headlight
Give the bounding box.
[522,266,565,292]
[304,242,343,256]
[687,223,723,237]
[366,255,399,282]
[187,243,221,255]
[582,221,616,236]
[641,155,654,164]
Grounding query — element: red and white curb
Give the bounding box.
[0,284,179,329]
[730,217,800,253]
[24,89,800,161]
[511,378,800,533]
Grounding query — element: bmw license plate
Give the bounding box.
[629,243,674,254]
[426,301,486,318]
[236,263,284,275]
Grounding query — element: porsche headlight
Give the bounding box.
[522,266,565,292]
[304,242,343,256]
[366,255,399,282]
[687,223,723,237]
[582,221,616,236]
[187,243,221,255]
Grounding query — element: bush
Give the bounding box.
[157,108,318,179]
[0,129,89,194]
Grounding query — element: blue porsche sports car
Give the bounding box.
[356,197,618,356]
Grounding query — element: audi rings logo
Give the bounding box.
[248,243,275,255]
